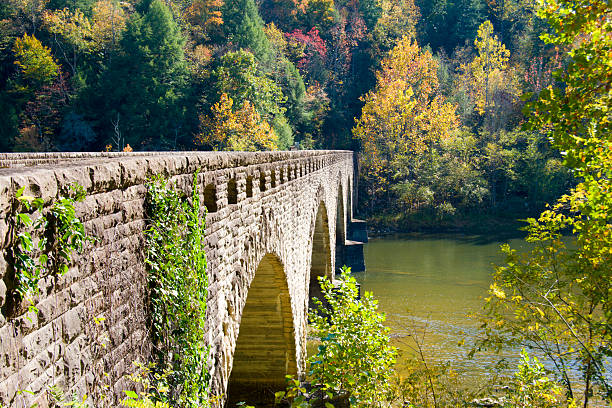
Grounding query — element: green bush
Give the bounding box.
[307,267,396,407]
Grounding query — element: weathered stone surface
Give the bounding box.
[0,151,361,407]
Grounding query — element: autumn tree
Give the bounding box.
[90,0,127,57]
[460,20,519,130]
[195,93,278,151]
[303,0,338,33]
[369,0,419,61]
[353,36,458,209]
[43,7,93,76]
[480,0,612,404]
[13,33,58,88]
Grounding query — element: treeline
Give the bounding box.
[354,0,574,227]
[0,0,408,152]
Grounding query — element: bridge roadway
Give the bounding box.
[0,151,366,407]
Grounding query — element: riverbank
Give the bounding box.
[365,212,530,239]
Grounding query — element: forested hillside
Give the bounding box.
[0,0,573,224]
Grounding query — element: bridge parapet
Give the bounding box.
[0,151,360,407]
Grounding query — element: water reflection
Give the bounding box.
[354,233,529,380]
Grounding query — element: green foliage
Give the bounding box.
[504,350,570,408]
[47,384,91,408]
[211,49,285,121]
[11,183,90,312]
[121,362,172,408]
[94,0,189,149]
[144,171,210,408]
[478,0,612,405]
[307,267,396,407]
[222,0,272,62]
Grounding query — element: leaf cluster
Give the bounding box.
[11,183,90,315]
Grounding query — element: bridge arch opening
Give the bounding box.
[227,253,297,405]
[309,201,332,311]
[335,181,346,274]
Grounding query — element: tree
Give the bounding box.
[90,0,127,57]
[195,93,278,151]
[11,0,49,35]
[13,33,59,88]
[353,36,458,208]
[303,0,338,32]
[452,0,485,47]
[93,0,189,149]
[222,0,272,62]
[259,0,300,31]
[479,0,612,404]
[210,49,285,121]
[358,0,383,31]
[185,0,224,37]
[460,20,520,131]
[370,0,419,59]
[43,7,93,76]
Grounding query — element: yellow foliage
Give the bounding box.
[353,36,458,189]
[195,93,278,151]
[43,8,93,51]
[185,0,224,30]
[13,33,59,87]
[91,0,127,51]
[461,20,519,117]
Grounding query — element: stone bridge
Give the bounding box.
[0,151,367,407]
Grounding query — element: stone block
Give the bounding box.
[61,306,84,343]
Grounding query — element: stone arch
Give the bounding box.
[308,201,332,311]
[227,253,297,405]
[335,178,346,274]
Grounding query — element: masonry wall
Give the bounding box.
[0,151,355,407]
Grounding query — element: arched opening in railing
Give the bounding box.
[204,184,217,213]
[259,171,267,192]
[227,178,238,205]
[246,176,253,198]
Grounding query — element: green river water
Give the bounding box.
[354,233,528,382]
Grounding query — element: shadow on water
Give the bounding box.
[371,230,528,246]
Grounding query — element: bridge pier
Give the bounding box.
[336,219,367,273]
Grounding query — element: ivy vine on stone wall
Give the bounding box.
[144,170,210,407]
[9,183,91,317]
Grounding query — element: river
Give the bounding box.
[354,233,529,383]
